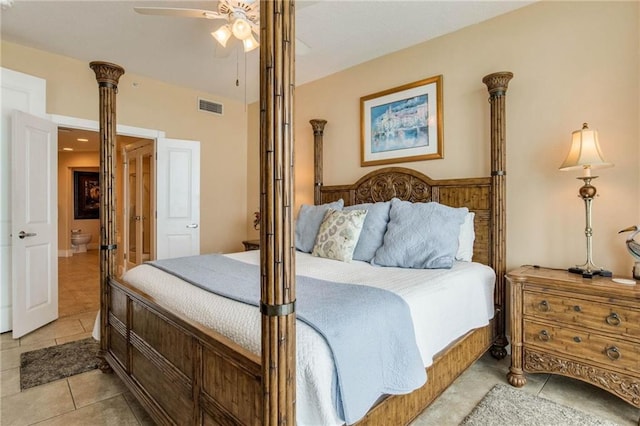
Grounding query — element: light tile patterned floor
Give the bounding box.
[0,251,153,425]
[1,251,638,425]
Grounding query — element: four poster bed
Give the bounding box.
[91,62,513,424]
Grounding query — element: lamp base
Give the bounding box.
[568,266,613,279]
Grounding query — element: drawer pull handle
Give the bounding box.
[605,346,621,361]
[573,336,582,343]
[539,330,550,341]
[538,300,549,312]
[573,305,582,312]
[606,313,621,326]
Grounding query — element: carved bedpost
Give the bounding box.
[260,1,296,424]
[310,119,327,205]
[483,71,513,360]
[90,61,125,371]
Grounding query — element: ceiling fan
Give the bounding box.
[135,0,308,54]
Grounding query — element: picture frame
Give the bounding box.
[73,171,100,220]
[360,75,443,166]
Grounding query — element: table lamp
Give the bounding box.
[559,123,613,278]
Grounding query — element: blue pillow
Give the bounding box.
[373,198,468,269]
[295,199,344,253]
[344,201,391,262]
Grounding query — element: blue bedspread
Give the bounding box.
[148,254,426,424]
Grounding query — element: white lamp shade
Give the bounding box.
[559,123,613,173]
[231,18,252,40]
[242,33,259,52]
[211,25,232,47]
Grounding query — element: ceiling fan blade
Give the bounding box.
[133,7,225,20]
[295,38,311,55]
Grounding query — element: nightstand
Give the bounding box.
[507,266,640,411]
[242,239,260,251]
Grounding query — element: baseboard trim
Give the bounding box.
[0,305,12,333]
[58,250,73,258]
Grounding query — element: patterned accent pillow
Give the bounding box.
[312,209,368,262]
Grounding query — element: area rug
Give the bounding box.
[460,384,617,426]
[20,337,100,390]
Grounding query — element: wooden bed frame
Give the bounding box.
[91,62,513,426]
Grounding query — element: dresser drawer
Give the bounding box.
[524,320,640,375]
[523,291,640,339]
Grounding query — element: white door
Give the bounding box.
[11,111,58,338]
[156,138,200,259]
[1,68,46,333]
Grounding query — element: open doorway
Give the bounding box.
[123,140,155,271]
[56,127,153,318]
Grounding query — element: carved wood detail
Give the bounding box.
[354,172,432,204]
[91,61,124,378]
[525,349,640,407]
[310,119,327,205]
[483,71,512,359]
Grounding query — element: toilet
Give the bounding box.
[71,229,92,253]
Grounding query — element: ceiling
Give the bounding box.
[4,0,533,152]
[1,0,534,107]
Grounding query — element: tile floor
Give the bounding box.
[1,251,638,425]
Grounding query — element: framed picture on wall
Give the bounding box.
[360,75,443,166]
[74,171,100,220]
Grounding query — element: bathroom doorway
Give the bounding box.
[57,127,101,318]
[57,127,152,318]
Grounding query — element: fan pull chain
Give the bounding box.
[236,49,240,87]
[244,51,247,109]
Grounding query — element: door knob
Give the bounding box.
[18,231,37,239]
[186,224,199,229]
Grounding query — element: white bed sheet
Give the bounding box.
[121,251,495,426]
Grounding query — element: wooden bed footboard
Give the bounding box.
[106,277,263,425]
[105,276,496,426]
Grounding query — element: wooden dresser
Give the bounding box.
[507,266,640,410]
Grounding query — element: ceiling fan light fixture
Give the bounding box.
[231,17,252,40]
[211,25,232,47]
[242,33,259,52]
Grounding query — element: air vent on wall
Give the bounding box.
[198,98,223,116]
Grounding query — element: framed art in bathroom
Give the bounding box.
[73,171,100,220]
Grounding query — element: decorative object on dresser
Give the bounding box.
[252,210,260,230]
[619,225,640,280]
[559,123,613,278]
[507,266,640,421]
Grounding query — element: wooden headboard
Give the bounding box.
[317,167,492,266]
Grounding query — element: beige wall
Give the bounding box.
[57,152,100,253]
[246,102,261,240]
[2,41,250,254]
[250,1,639,275]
